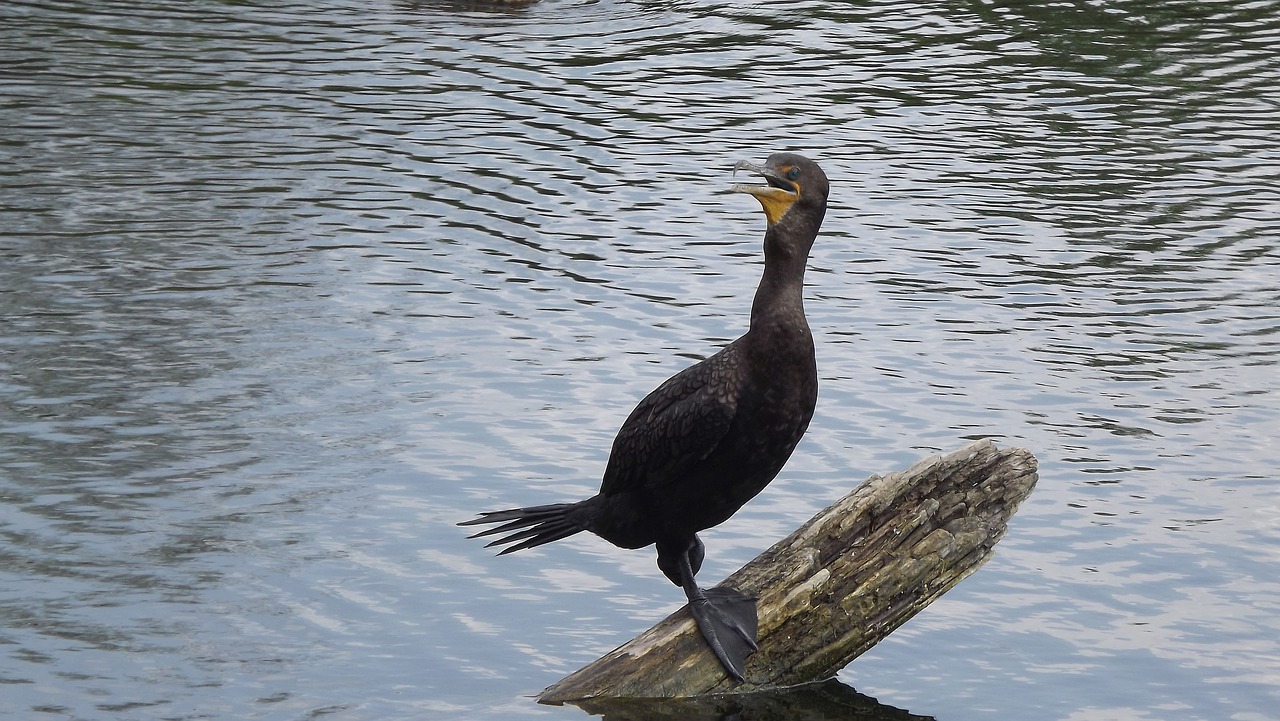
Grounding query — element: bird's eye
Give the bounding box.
[786,167,800,181]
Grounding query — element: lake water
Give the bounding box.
[1,0,1278,719]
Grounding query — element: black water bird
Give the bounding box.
[460,153,829,682]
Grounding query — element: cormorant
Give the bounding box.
[460,153,829,682]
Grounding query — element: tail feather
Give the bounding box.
[458,502,586,554]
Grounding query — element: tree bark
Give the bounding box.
[539,439,1038,703]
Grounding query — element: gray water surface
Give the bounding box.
[2,0,1278,719]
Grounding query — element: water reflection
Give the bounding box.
[564,679,932,721]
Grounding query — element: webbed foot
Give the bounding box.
[687,586,758,681]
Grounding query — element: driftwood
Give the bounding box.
[540,439,1038,703]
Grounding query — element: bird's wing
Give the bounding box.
[598,346,741,497]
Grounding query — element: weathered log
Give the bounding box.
[539,439,1038,703]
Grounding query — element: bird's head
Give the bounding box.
[731,153,829,227]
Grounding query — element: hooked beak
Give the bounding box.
[731,160,799,226]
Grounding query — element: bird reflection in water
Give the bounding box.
[558,678,934,721]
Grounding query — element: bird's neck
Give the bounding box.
[749,224,814,332]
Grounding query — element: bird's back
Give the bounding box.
[586,321,816,549]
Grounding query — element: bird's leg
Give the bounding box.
[675,544,758,682]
